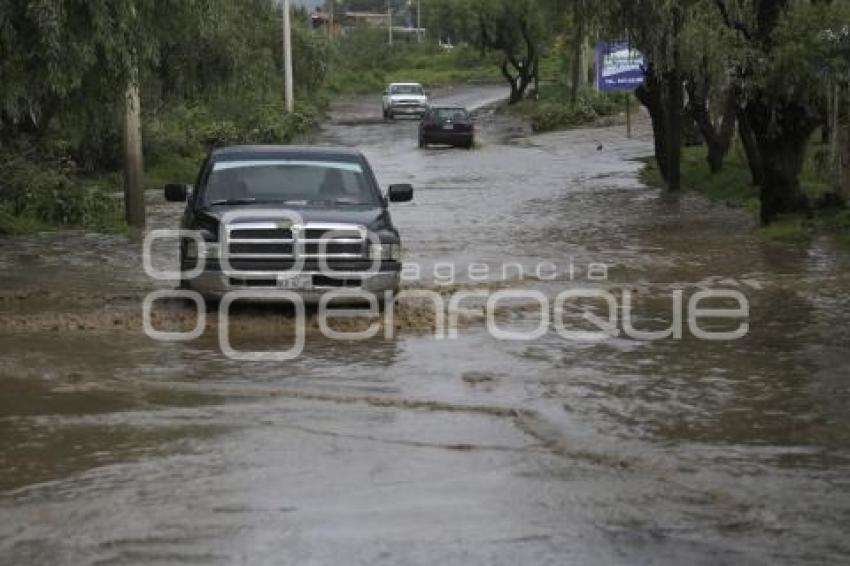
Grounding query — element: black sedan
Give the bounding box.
[418,107,475,149]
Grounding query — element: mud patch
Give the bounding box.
[462,371,500,386]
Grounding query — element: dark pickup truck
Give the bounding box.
[164,145,413,302]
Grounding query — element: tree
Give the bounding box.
[823,18,850,200]
[422,0,477,45]
[569,0,587,105]
[475,0,544,104]
[611,0,697,191]
[714,0,842,223]
[681,3,739,173]
[1,0,332,228]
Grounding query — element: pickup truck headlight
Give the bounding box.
[185,240,221,259]
[369,243,401,261]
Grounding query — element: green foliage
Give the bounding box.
[141,97,322,188]
[758,219,814,243]
[525,99,596,132]
[744,2,845,102]
[426,0,561,103]
[0,150,122,234]
[505,83,623,132]
[422,0,479,44]
[324,28,500,94]
[475,0,546,78]
[0,1,327,231]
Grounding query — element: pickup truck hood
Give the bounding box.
[198,204,393,232]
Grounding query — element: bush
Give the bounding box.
[0,151,122,234]
[142,98,323,189]
[506,87,624,133]
[585,92,622,117]
[527,98,597,132]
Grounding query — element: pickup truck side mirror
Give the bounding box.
[388,184,414,203]
[164,183,189,202]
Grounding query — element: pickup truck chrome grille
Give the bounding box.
[224,222,367,263]
[229,227,293,240]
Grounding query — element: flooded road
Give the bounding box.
[2,85,850,564]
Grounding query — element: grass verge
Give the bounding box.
[639,143,850,246]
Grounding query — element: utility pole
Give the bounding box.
[283,0,294,113]
[328,0,334,40]
[387,0,393,46]
[123,65,146,229]
[417,0,421,42]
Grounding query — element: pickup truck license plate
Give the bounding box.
[277,274,313,290]
[442,123,454,130]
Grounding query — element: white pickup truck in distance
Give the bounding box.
[382,83,430,120]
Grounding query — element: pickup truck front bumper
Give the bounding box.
[389,103,428,116]
[184,261,402,303]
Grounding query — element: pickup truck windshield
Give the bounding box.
[390,85,423,95]
[204,160,378,206]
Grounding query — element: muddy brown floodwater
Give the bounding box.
[2,85,850,565]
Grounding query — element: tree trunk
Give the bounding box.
[758,138,808,224]
[581,37,591,90]
[823,79,832,145]
[737,107,764,186]
[636,69,669,183]
[831,81,841,191]
[839,124,849,202]
[686,79,738,173]
[664,69,684,191]
[747,97,818,224]
[532,52,540,98]
[502,59,532,104]
[123,70,146,229]
[839,85,850,201]
[516,61,534,101]
[569,0,585,106]
[660,9,685,192]
[501,60,520,103]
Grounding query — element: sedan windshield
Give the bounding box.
[391,85,424,95]
[204,160,378,206]
[434,108,469,121]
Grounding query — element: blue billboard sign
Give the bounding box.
[596,41,645,92]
